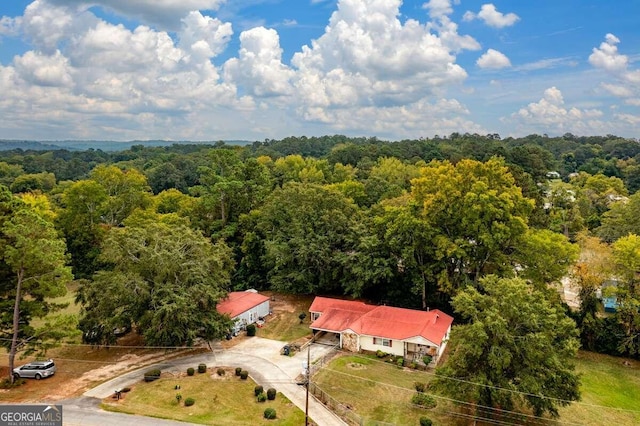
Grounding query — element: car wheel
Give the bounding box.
[35,373,42,380]
[13,373,20,380]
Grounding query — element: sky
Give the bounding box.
[0,0,639,142]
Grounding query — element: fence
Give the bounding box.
[308,382,395,426]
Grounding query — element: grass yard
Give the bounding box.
[558,351,640,425]
[256,293,313,342]
[103,367,305,425]
[314,351,640,426]
[313,354,459,425]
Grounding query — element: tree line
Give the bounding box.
[1,133,640,416]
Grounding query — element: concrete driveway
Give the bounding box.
[65,337,346,426]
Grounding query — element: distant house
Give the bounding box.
[217,290,270,333]
[309,297,453,365]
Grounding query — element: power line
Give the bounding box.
[345,353,640,414]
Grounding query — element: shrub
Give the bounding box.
[144,369,161,382]
[198,363,207,374]
[184,397,195,407]
[263,408,277,419]
[176,394,182,402]
[257,392,267,402]
[240,370,249,380]
[187,367,195,376]
[299,312,307,323]
[255,385,264,396]
[246,324,256,336]
[419,417,433,426]
[0,378,26,389]
[397,357,404,367]
[267,388,276,400]
[414,382,426,393]
[376,350,386,358]
[411,392,437,409]
[410,362,418,369]
[235,367,242,376]
[217,368,225,376]
[422,355,433,365]
[121,387,131,393]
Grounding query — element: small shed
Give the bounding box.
[217,290,270,333]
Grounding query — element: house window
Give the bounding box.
[373,337,392,347]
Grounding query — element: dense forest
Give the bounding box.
[1,132,640,413]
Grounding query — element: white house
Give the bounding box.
[309,297,453,364]
[217,290,270,333]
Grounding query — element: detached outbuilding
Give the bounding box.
[217,290,270,334]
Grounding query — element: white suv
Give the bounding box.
[13,359,56,380]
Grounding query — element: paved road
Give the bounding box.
[61,338,347,426]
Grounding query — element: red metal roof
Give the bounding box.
[217,291,270,318]
[309,297,453,345]
[309,296,374,314]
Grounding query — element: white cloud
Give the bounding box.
[601,83,632,98]
[291,0,471,109]
[179,11,233,60]
[477,49,511,69]
[422,0,459,19]
[507,87,609,135]
[223,27,295,97]
[464,4,519,28]
[515,57,578,72]
[0,0,487,140]
[0,15,21,37]
[48,0,225,30]
[589,33,628,72]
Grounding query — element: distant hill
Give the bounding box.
[0,139,253,152]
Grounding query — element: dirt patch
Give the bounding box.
[45,352,176,401]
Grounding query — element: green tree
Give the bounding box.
[77,222,234,346]
[0,187,73,381]
[410,158,533,294]
[611,234,640,354]
[433,276,580,417]
[243,183,361,294]
[598,191,640,242]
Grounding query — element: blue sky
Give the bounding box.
[0,0,639,141]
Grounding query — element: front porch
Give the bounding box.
[405,342,438,366]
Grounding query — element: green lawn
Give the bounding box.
[557,351,640,425]
[257,293,313,342]
[103,367,306,425]
[314,351,640,426]
[30,282,80,330]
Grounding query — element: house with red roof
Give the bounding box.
[309,296,453,364]
[217,290,270,334]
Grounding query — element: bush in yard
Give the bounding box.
[198,363,207,373]
[420,417,433,426]
[422,355,433,365]
[235,367,242,376]
[246,324,256,336]
[410,362,418,369]
[255,385,264,396]
[376,350,386,358]
[217,368,225,376]
[184,397,195,407]
[414,382,426,393]
[121,387,131,393]
[299,312,307,324]
[144,369,161,382]
[176,394,182,403]
[257,392,267,402]
[263,408,277,419]
[240,370,249,380]
[397,357,404,367]
[187,367,195,376]
[267,388,276,400]
[411,392,437,409]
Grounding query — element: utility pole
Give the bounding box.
[305,339,311,426]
